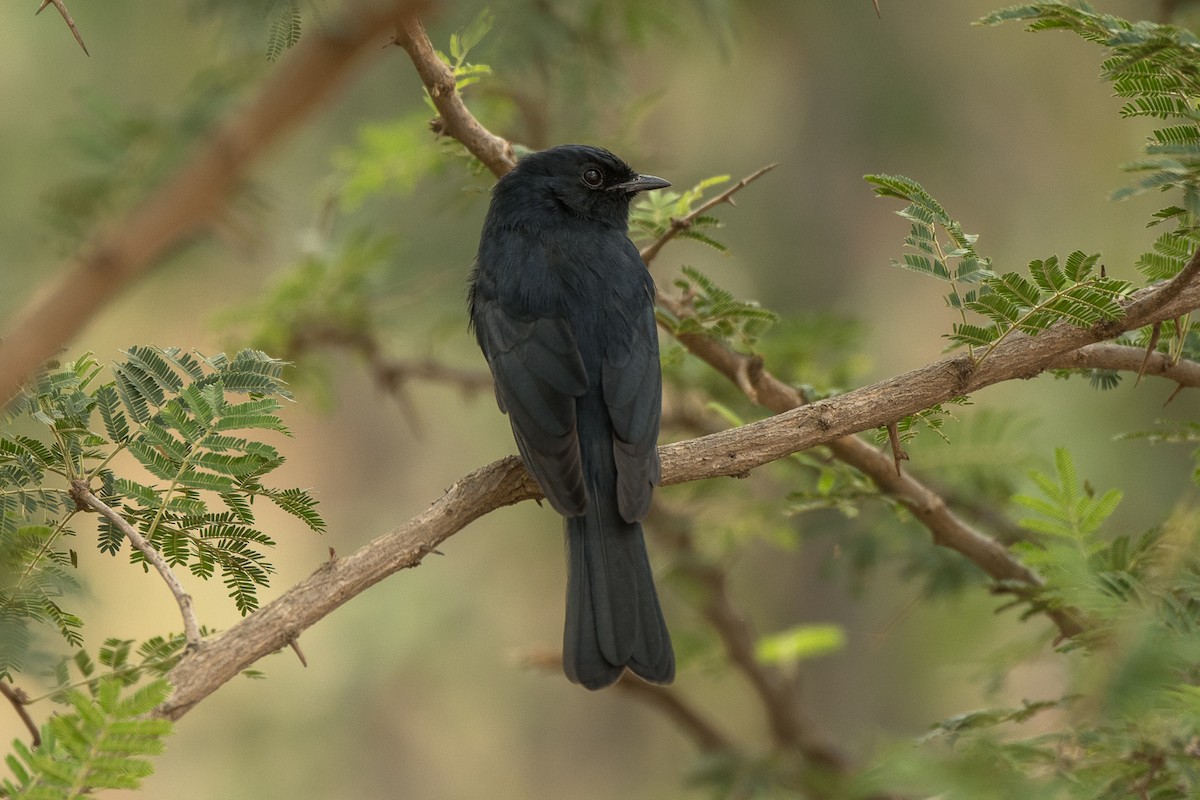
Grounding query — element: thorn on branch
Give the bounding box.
[287,634,308,668]
[36,0,89,55]
[1137,321,1162,387]
[1164,382,1186,406]
[886,422,909,476]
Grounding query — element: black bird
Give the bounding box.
[468,144,674,689]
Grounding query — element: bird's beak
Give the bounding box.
[610,173,671,193]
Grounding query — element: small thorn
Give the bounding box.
[1164,382,1186,407]
[886,422,909,476]
[288,636,308,668]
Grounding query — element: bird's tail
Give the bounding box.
[562,483,674,690]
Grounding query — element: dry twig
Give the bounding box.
[69,481,203,651]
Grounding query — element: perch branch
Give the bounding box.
[383,17,1090,633]
[157,266,1200,719]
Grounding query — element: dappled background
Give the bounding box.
[1,0,1198,798]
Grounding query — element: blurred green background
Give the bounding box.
[2,0,1199,797]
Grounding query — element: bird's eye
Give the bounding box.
[581,166,603,188]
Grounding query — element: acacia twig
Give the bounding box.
[69,481,203,651]
[638,163,777,264]
[286,324,493,401]
[392,16,516,177]
[36,0,88,56]
[0,682,40,747]
[649,505,847,771]
[523,648,735,754]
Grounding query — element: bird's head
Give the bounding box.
[494,144,670,228]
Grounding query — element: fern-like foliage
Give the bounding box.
[874,397,972,447]
[869,175,1130,360]
[0,348,323,676]
[950,251,1129,356]
[266,0,302,61]
[1009,448,1132,619]
[0,677,173,799]
[630,174,733,252]
[981,3,1200,263]
[661,266,778,351]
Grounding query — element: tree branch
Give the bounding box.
[69,481,202,651]
[650,505,847,771]
[392,17,516,177]
[638,163,777,264]
[523,648,736,754]
[381,16,1091,635]
[154,4,1200,725]
[0,682,40,747]
[0,0,428,405]
[1047,342,1200,388]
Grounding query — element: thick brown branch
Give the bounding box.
[69,481,203,650]
[0,0,426,405]
[1047,342,1200,388]
[154,237,1200,722]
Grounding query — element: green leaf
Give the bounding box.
[755,624,845,665]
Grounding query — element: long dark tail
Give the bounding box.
[562,480,674,690]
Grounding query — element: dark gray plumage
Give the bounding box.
[468,144,674,689]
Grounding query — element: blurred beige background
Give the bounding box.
[1,1,1197,797]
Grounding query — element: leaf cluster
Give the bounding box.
[869,174,1130,360]
[1,678,173,800]
[660,267,778,352]
[630,174,733,253]
[0,347,323,678]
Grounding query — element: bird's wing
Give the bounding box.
[474,299,590,517]
[602,284,662,523]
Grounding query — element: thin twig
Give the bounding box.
[392,17,516,177]
[69,480,202,650]
[0,682,40,747]
[287,324,493,400]
[36,0,89,56]
[649,506,847,771]
[638,163,777,264]
[522,648,735,754]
